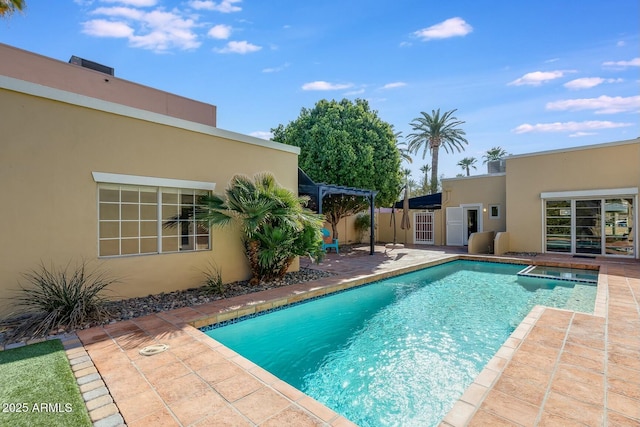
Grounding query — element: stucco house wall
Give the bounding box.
[441,174,507,244]
[0,46,299,315]
[505,139,640,255]
[376,210,445,246]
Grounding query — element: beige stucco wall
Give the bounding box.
[0,83,298,315]
[323,209,446,246]
[494,232,510,255]
[442,174,507,238]
[376,210,445,245]
[468,231,496,254]
[505,139,640,254]
[323,214,361,245]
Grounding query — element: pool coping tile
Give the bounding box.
[5,246,636,427]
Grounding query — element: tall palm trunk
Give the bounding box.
[430,143,440,194]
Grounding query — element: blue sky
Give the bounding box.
[2,0,639,180]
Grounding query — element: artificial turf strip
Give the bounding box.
[0,340,91,427]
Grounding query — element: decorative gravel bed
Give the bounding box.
[0,268,333,347]
[104,267,334,321]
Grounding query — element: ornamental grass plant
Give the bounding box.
[0,261,116,343]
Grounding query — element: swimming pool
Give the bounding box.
[204,260,597,427]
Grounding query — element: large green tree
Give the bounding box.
[407,109,468,194]
[0,0,25,16]
[272,98,402,238]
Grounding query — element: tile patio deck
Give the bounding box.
[73,246,639,426]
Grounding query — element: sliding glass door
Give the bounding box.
[575,200,601,254]
[604,198,634,256]
[545,200,571,253]
[545,197,635,257]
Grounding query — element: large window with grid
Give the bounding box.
[98,183,211,257]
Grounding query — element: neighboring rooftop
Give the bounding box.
[507,137,640,160]
[0,43,216,127]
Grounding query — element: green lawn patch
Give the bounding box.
[0,340,91,427]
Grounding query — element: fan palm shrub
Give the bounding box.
[199,173,325,285]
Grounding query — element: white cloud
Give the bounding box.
[546,95,640,114]
[512,121,633,134]
[563,77,623,90]
[82,19,134,37]
[135,10,200,51]
[83,0,247,52]
[382,82,406,89]
[569,132,597,137]
[302,81,353,91]
[617,40,625,47]
[508,70,575,86]
[602,57,640,68]
[249,131,272,140]
[344,88,365,96]
[189,0,241,12]
[262,63,290,73]
[207,24,231,39]
[100,0,157,6]
[214,40,261,54]
[85,7,201,51]
[92,6,144,19]
[413,17,472,41]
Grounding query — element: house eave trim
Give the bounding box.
[0,75,300,155]
[540,187,638,199]
[92,172,216,191]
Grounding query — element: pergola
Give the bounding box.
[298,168,377,255]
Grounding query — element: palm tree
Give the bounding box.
[407,109,468,194]
[402,168,412,180]
[197,173,324,284]
[406,178,418,195]
[397,140,413,164]
[457,157,477,176]
[0,0,25,16]
[419,164,431,194]
[392,126,412,165]
[482,146,508,164]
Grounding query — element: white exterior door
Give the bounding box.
[413,211,434,244]
[463,206,480,245]
[446,207,464,246]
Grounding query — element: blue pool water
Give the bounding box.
[204,260,597,427]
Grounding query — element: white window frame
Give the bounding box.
[92,172,215,191]
[94,172,215,257]
[461,203,483,246]
[541,187,638,258]
[489,204,501,219]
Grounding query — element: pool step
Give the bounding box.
[517,265,598,284]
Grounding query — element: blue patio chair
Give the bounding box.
[321,228,339,254]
